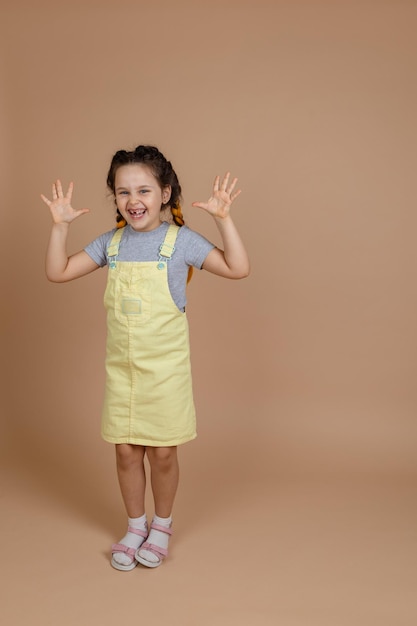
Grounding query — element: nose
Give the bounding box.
[128,194,142,206]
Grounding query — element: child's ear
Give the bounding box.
[162,186,172,204]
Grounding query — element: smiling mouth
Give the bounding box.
[128,208,146,218]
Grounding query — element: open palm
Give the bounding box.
[192,172,241,219]
[41,180,89,224]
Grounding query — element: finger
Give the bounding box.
[52,183,58,200]
[230,188,242,202]
[213,175,220,193]
[56,179,64,198]
[220,172,230,191]
[40,193,51,206]
[75,208,90,217]
[227,176,238,195]
[66,181,74,201]
[191,201,208,210]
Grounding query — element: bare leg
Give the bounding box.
[115,444,146,518]
[136,446,178,567]
[112,444,148,570]
[146,446,179,518]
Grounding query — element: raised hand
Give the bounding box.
[192,172,241,219]
[41,180,89,224]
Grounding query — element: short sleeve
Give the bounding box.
[84,230,116,267]
[180,226,215,270]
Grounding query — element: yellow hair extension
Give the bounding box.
[116,213,127,228]
[171,205,184,226]
[171,203,193,283]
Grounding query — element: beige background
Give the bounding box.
[1,1,416,624]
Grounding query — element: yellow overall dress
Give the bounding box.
[101,224,196,447]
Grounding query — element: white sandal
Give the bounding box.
[111,526,148,571]
[135,523,173,568]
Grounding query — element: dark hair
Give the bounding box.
[107,145,185,227]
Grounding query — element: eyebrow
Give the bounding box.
[115,184,156,191]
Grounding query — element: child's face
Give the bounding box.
[114,164,171,232]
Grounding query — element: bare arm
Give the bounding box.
[192,173,250,279]
[42,180,99,282]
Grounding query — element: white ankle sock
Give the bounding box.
[139,515,172,564]
[113,514,148,567]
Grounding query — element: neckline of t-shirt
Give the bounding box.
[126,222,168,237]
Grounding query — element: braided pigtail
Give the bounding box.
[170,201,193,283]
[170,202,185,227]
[116,211,127,229]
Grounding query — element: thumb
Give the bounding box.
[75,208,90,217]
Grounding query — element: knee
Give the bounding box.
[116,444,144,471]
[147,447,177,472]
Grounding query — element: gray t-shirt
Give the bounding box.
[84,222,215,311]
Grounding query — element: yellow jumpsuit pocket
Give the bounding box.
[121,298,142,315]
[113,276,152,325]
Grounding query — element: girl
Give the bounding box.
[42,145,249,570]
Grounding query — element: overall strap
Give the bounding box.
[106,227,125,269]
[159,224,180,259]
[157,225,180,269]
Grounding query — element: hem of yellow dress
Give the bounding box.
[101,432,197,446]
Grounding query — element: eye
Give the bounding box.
[140,189,150,194]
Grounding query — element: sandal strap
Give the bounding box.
[127,526,147,538]
[111,543,136,557]
[150,523,172,536]
[140,541,168,558]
